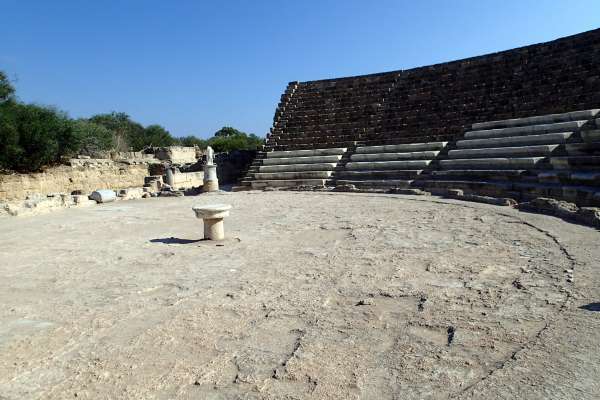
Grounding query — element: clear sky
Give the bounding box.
[1,1,599,138]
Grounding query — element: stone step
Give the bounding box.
[259,163,338,173]
[355,142,448,154]
[456,132,573,149]
[250,179,327,189]
[350,150,439,162]
[513,183,600,206]
[440,157,546,170]
[564,141,600,156]
[582,130,600,142]
[448,145,558,159]
[336,169,424,179]
[266,147,347,158]
[416,179,514,195]
[253,171,333,180]
[471,109,599,130]
[346,160,432,170]
[548,156,600,169]
[464,120,587,140]
[262,155,342,166]
[537,170,600,186]
[430,169,531,181]
[337,179,413,188]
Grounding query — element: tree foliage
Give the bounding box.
[0,102,76,171]
[0,71,15,102]
[0,68,264,171]
[178,135,208,148]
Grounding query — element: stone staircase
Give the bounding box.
[335,142,447,189]
[416,109,600,206]
[246,148,347,189]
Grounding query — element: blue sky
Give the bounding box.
[1,1,599,138]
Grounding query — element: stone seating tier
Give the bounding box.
[248,147,347,189]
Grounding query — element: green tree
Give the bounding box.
[0,102,75,171]
[179,135,208,147]
[0,71,15,102]
[214,126,244,137]
[70,119,115,155]
[89,112,144,151]
[205,127,263,152]
[142,124,177,148]
[0,100,21,169]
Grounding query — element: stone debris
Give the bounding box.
[519,197,600,229]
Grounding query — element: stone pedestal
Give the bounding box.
[192,204,231,240]
[203,164,219,192]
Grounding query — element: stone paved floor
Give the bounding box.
[1,191,599,399]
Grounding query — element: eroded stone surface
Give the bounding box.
[0,192,599,399]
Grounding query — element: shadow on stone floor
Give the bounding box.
[150,237,204,245]
[579,303,600,312]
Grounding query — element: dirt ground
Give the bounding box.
[1,191,599,399]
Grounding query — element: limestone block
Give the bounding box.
[356,142,447,153]
[267,148,347,158]
[465,121,586,140]
[259,163,338,173]
[448,145,558,159]
[72,195,96,207]
[117,187,144,200]
[577,207,600,227]
[262,155,342,166]
[456,132,572,149]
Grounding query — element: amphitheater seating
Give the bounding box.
[247,148,347,189]
[417,109,600,206]
[335,142,447,189]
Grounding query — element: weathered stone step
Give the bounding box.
[346,160,432,170]
[253,171,333,180]
[549,156,600,169]
[464,120,587,140]
[430,169,531,181]
[262,155,342,165]
[250,179,327,189]
[440,157,546,170]
[513,182,600,206]
[337,179,413,188]
[259,163,338,173]
[456,132,573,149]
[471,109,599,130]
[416,179,514,194]
[350,150,439,162]
[355,142,447,154]
[266,147,347,158]
[448,145,558,159]
[582,130,600,142]
[537,170,600,186]
[564,141,600,156]
[336,169,424,179]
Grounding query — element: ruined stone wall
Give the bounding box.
[0,163,149,201]
[267,28,600,150]
[155,146,197,164]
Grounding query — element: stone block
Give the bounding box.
[577,207,600,228]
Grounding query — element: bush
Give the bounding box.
[0,102,75,171]
[178,135,208,148]
[70,119,115,155]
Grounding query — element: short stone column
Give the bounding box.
[192,204,231,240]
[203,164,219,192]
